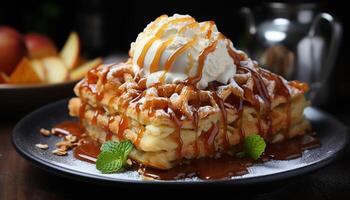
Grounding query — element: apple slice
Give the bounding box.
[60,32,80,69]
[0,72,9,83]
[30,59,46,81]
[41,57,68,83]
[8,57,42,84]
[69,57,103,80]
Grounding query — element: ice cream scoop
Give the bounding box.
[130,14,238,89]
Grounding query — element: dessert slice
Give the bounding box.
[69,14,310,170]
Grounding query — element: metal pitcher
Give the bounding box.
[240,3,342,104]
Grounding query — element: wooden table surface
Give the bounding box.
[1,110,349,200]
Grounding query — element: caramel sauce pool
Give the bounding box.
[52,121,320,180]
[53,121,101,163]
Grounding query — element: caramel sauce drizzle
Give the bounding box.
[130,92,145,118]
[227,44,267,139]
[130,92,144,104]
[134,128,145,147]
[179,21,199,33]
[185,53,195,75]
[80,64,114,104]
[91,108,102,125]
[100,64,113,85]
[137,17,194,68]
[289,80,309,92]
[260,69,292,139]
[235,99,245,143]
[169,107,183,158]
[192,88,201,157]
[86,68,99,84]
[160,37,199,83]
[117,115,128,140]
[154,21,199,76]
[149,37,175,73]
[227,44,246,66]
[137,37,158,67]
[205,21,215,39]
[241,85,264,136]
[185,37,220,85]
[227,44,292,142]
[209,84,229,150]
[239,67,272,140]
[225,95,245,142]
[79,102,87,120]
[135,103,142,114]
[107,96,116,112]
[80,68,100,101]
[276,79,292,138]
[137,77,147,90]
[199,123,219,155]
[105,116,115,141]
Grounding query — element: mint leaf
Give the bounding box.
[96,151,123,173]
[244,134,266,160]
[96,140,134,174]
[116,140,133,161]
[100,141,119,153]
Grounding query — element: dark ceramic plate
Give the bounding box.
[12,99,349,186]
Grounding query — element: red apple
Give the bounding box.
[0,26,27,75]
[24,33,58,59]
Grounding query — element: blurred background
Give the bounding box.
[0,0,348,112]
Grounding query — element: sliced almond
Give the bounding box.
[35,143,49,150]
[40,128,51,136]
[52,148,67,156]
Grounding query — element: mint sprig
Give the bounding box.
[96,140,133,173]
[236,134,266,160]
[96,151,123,173]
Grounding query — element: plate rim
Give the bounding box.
[11,99,349,186]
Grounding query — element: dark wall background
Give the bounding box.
[0,0,348,109]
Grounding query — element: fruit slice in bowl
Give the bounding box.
[0,73,9,84]
[60,32,80,70]
[69,57,103,80]
[0,29,103,85]
[0,29,106,116]
[8,58,41,84]
[41,57,69,83]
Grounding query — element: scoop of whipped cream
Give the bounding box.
[129,14,237,89]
